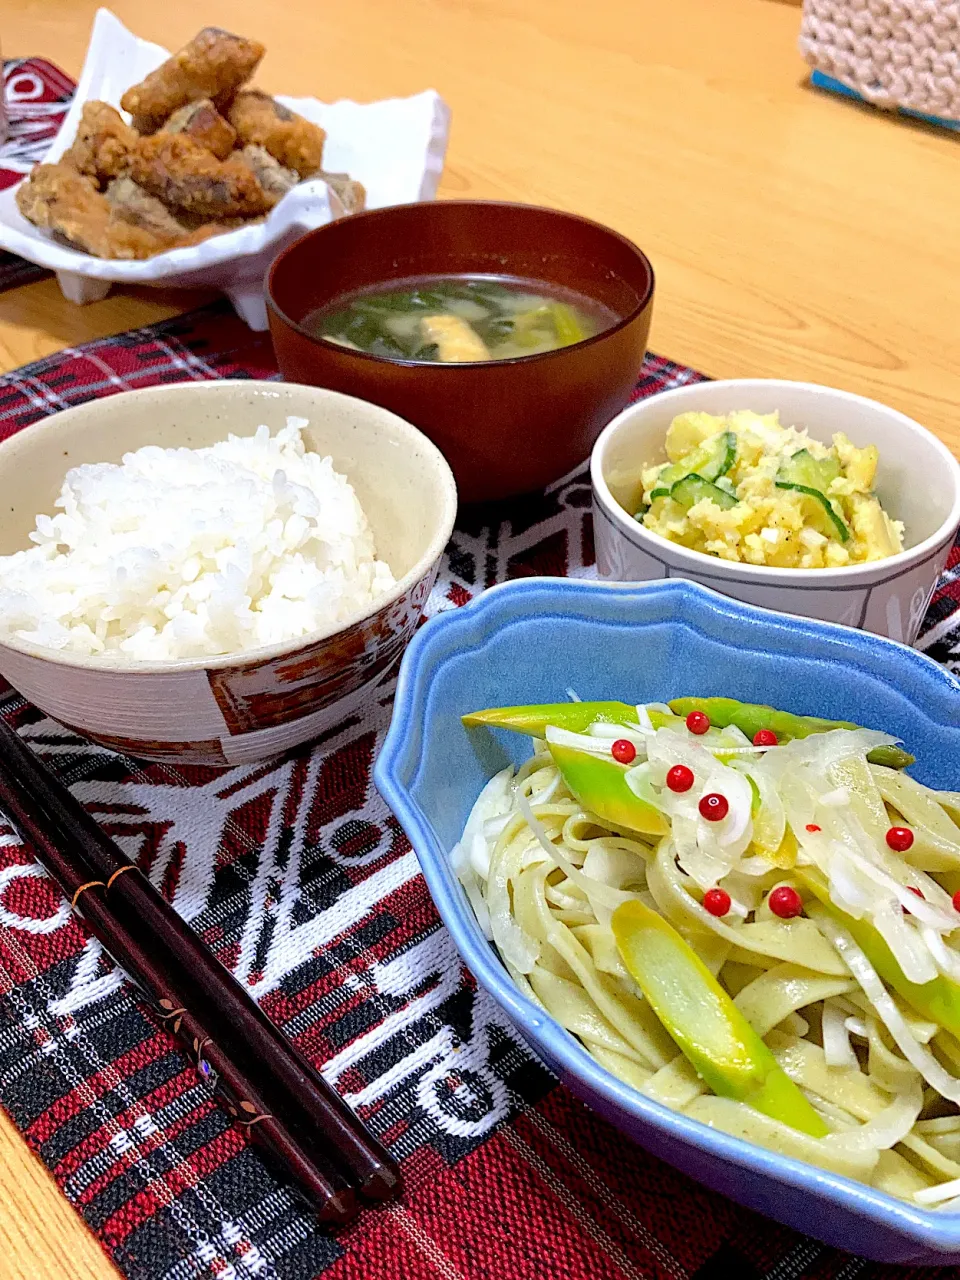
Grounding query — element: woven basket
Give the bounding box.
[800,1,960,122]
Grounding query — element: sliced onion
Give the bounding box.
[740,761,786,855]
[450,840,467,875]
[636,704,654,733]
[719,869,765,918]
[822,1079,922,1154]
[834,821,957,931]
[915,1176,960,1206]
[713,768,754,850]
[545,725,617,756]
[825,851,873,917]
[483,813,512,841]
[873,900,939,985]
[455,766,515,881]
[644,702,672,716]
[784,728,899,772]
[470,831,491,878]
[820,788,851,808]
[809,906,960,1105]
[588,723,652,748]
[675,811,735,890]
[822,998,858,1068]
[516,790,632,913]
[923,927,960,983]
[565,687,582,702]
[529,772,562,807]
[461,870,493,940]
[624,762,668,812]
[739,855,777,877]
[582,845,647,893]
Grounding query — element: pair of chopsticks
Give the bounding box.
[0,716,401,1224]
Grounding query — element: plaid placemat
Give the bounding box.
[0,56,76,290]
[1,305,959,1280]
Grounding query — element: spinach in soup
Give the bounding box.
[303,276,616,362]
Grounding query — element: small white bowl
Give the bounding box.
[591,379,960,643]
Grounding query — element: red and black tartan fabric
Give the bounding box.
[0,57,75,291]
[0,302,959,1280]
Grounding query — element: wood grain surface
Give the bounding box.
[0,1,958,1276]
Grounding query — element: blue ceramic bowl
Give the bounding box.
[374,577,960,1264]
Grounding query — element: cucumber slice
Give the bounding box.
[776,482,850,541]
[670,474,738,511]
[777,448,840,492]
[649,431,736,500]
[776,449,848,542]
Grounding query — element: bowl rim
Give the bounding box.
[590,378,960,582]
[374,576,960,1255]
[265,199,656,370]
[0,379,458,674]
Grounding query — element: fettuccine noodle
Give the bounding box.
[453,711,960,1208]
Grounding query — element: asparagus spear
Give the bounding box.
[612,899,829,1137]
[668,698,914,770]
[547,741,669,838]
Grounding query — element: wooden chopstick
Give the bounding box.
[0,717,402,1203]
[0,762,356,1224]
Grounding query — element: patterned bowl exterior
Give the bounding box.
[591,379,960,643]
[0,380,457,765]
[0,568,438,765]
[375,576,960,1263]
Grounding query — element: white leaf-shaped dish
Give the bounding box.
[0,8,451,328]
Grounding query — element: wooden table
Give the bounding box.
[0,1,958,1275]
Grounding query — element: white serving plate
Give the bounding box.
[0,9,451,328]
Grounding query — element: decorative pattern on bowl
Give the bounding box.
[0,570,437,765]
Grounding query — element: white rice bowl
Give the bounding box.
[0,416,396,662]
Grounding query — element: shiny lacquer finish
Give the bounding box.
[267,201,654,503]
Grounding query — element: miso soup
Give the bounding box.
[302,275,618,363]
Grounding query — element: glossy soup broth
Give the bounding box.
[302,275,618,362]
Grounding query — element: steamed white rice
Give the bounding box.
[0,417,396,662]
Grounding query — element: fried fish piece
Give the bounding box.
[234,146,367,216]
[160,98,237,159]
[226,91,325,178]
[105,177,236,245]
[121,27,264,132]
[129,134,276,218]
[15,163,212,259]
[314,170,366,214]
[105,176,194,235]
[235,144,299,199]
[61,101,137,186]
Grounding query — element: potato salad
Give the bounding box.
[636,410,904,568]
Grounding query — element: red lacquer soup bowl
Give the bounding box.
[267,201,655,504]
